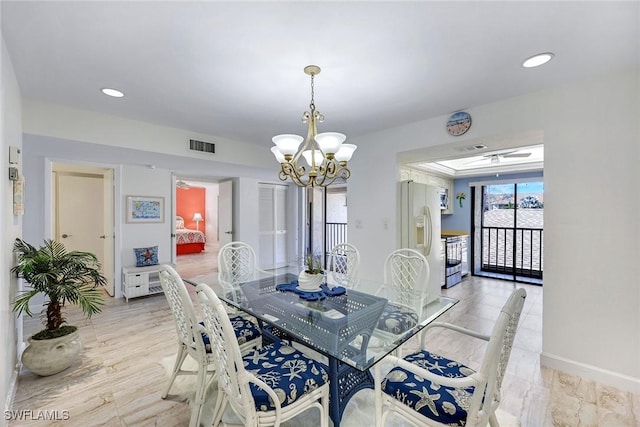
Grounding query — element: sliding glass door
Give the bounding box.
[480,181,544,283]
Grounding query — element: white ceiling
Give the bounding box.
[2,1,639,168]
[410,144,544,178]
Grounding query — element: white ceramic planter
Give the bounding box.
[21,329,82,376]
[298,271,324,291]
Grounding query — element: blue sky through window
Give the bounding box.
[488,182,543,194]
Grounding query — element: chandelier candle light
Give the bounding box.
[271,65,357,187]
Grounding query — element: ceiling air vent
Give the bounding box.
[457,144,487,152]
[189,139,215,154]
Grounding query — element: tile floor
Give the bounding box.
[9,249,640,426]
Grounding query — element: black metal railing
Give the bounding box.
[325,222,347,260]
[481,226,543,279]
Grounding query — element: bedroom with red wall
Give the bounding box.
[176,187,206,254]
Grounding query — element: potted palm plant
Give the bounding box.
[298,252,324,291]
[11,238,107,376]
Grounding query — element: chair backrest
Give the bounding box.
[328,243,360,287]
[218,241,259,284]
[196,284,256,424]
[383,248,430,305]
[158,265,208,357]
[470,287,527,424]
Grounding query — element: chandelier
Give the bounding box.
[271,65,357,187]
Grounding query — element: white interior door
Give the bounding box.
[57,173,111,293]
[274,186,288,266]
[259,186,275,268]
[259,184,288,269]
[218,180,233,246]
[101,170,115,296]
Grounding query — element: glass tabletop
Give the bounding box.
[217,268,458,371]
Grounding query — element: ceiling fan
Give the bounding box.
[466,150,532,165]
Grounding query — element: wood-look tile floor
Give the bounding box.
[10,251,640,426]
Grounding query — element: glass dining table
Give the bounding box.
[211,268,458,427]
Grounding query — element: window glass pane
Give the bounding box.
[482,184,515,227]
[516,182,544,229]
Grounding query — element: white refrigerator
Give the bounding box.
[399,180,442,302]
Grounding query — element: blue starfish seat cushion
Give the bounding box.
[242,342,329,411]
[199,315,260,352]
[381,350,476,426]
[377,302,419,334]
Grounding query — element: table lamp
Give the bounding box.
[192,212,203,231]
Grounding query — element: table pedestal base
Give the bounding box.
[328,357,374,427]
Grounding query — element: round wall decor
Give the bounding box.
[446,111,472,136]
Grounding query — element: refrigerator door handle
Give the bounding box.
[415,214,425,250]
[425,207,432,256]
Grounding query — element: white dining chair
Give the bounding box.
[218,241,273,304]
[217,241,291,345]
[328,242,360,288]
[374,287,527,427]
[195,283,330,427]
[218,241,271,284]
[376,248,431,339]
[158,265,261,427]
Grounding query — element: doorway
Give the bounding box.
[52,163,116,296]
[325,186,348,263]
[475,180,544,284]
[298,185,349,269]
[173,178,230,280]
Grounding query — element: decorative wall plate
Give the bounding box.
[446,111,472,136]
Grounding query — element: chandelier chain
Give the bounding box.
[309,73,316,111]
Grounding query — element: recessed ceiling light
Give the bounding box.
[101,88,124,98]
[522,52,554,68]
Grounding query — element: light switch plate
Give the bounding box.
[9,146,20,164]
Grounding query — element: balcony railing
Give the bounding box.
[481,226,543,279]
[325,222,347,260]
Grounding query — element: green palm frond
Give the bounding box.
[11,238,106,332]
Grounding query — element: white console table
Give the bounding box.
[122,264,171,301]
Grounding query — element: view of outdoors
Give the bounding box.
[482,181,544,281]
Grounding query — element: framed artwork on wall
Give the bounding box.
[126,196,164,223]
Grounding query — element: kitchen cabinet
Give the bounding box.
[399,167,454,214]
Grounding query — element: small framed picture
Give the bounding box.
[126,196,164,223]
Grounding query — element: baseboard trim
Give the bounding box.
[541,352,640,394]
[3,363,20,427]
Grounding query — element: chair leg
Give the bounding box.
[162,344,188,399]
[488,412,501,427]
[211,391,227,427]
[374,363,383,427]
[189,405,202,427]
[189,358,209,427]
[320,391,329,427]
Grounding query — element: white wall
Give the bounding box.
[327,191,347,223]
[348,68,640,391]
[120,166,173,274]
[22,99,274,169]
[1,36,23,423]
